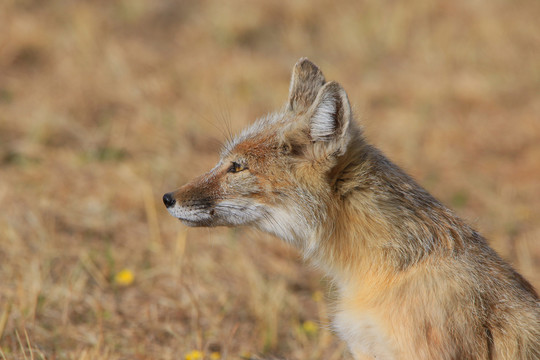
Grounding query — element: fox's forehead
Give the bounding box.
[221,111,293,158]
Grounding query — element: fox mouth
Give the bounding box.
[178,218,208,227]
[165,205,214,227]
[163,191,264,227]
[163,192,216,226]
[175,215,214,227]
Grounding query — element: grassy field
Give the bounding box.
[1,0,539,359]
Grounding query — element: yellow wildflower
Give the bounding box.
[114,269,134,286]
[210,352,221,360]
[302,320,318,336]
[185,350,203,360]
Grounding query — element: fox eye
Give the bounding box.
[228,161,246,173]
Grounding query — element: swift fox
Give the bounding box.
[163,58,540,359]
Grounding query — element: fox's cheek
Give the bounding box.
[222,174,263,197]
[257,172,297,197]
[212,199,266,226]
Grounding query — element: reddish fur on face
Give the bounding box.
[164,58,540,360]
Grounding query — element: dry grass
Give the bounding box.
[1,0,539,359]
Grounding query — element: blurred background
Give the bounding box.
[1,0,539,359]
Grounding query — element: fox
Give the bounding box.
[163,58,540,360]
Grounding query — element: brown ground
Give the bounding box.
[1,1,539,359]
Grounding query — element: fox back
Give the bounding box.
[163,58,540,360]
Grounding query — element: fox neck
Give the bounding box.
[275,137,474,286]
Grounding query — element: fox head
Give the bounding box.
[163,58,361,248]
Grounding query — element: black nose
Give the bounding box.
[163,192,176,208]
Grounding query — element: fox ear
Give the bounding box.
[308,81,352,154]
[287,58,326,113]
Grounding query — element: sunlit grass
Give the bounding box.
[0,0,539,359]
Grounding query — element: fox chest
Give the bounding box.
[333,310,396,360]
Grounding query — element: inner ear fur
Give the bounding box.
[287,58,326,113]
[308,81,352,152]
